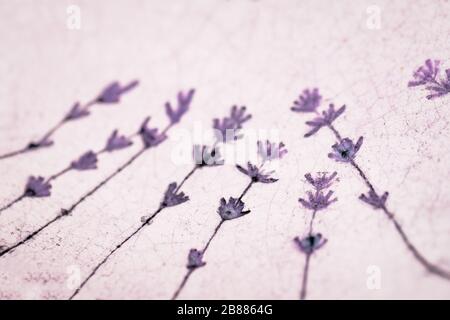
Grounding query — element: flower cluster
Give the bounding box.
[408,59,450,99]
[290,88,346,138]
[161,182,189,207]
[294,233,327,254]
[328,137,363,163]
[24,176,52,197]
[213,106,252,142]
[236,140,287,183]
[359,190,389,209]
[139,117,167,148]
[217,197,250,220]
[298,172,338,212]
[166,89,195,124]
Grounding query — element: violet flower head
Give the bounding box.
[213,106,252,142]
[217,197,250,220]
[291,88,322,113]
[97,80,139,103]
[294,233,327,254]
[305,172,337,191]
[236,162,278,183]
[139,117,167,148]
[425,69,450,100]
[24,176,52,197]
[193,145,224,167]
[187,249,206,269]
[105,130,133,152]
[71,151,98,170]
[304,104,346,138]
[299,190,337,211]
[166,89,195,124]
[257,140,288,162]
[161,182,189,208]
[328,136,363,163]
[408,59,440,87]
[359,190,389,209]
[65,102,90,121]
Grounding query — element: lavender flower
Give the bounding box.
[408,59,440,87]
[71,151,98,170]
[328,136,363,163]
[299,190,337,211]
[213,106,252,142]
[161,182,189,207]
[291,88,322,113]
[166,89,195,124]
[97,80,139,103]
[304,104,346,137]
[359,190,389,209]
[408,59,450,99]
[217,197,250,220]
[64,102,90,121]
[193,145,224,167]
[24,176,52,197]
[305,172,337,191]
[236,162,278,183]
[105,130,133,152]
[257,140,288,162]
[139,117,167,148]
[187,249,206,269]
[294,233,327,254]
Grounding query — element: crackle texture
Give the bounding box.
[0,0,450,299]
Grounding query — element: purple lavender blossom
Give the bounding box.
[166,89,195,124]
[139,117,167,148]
[408,59,440,87]
[298,190,337,211]
[64,102,90,121]
[304,104,346,138]
[97,80,139,103]
[408,59,450,99]
[359,190,389,209]
[105,130,133,152]
[24,176,52,197]
[217,197,250,220]
[236,162,278,183]
[193,145,224,167]
[294,233,327,254]
[161,182,189,207]
[328,137,363,163]
[305,172,337,191]
[187,249,206,269]
[71,151,98,170]
[213,106,252,142]
[291,88,322,113]
[257,140,288,162]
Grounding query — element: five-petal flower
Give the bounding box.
[24,176,52,197]
[217,197,250,220]
[161,182,189,207]
[291,88,322,113]
[328,137,363,163]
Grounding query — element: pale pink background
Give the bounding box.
[0,0,449,299]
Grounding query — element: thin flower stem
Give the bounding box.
[172,181,255,300]
[0,195,26,215]
[69,206,163,300]
[0,100,97,161]
[175,165,199,193]
[69,161,201,299]
[300,253,311,300]
[238,180,254,201]
[325,124,450,280]
[0,148,146,259]
[46,167,72,183]
[308,210,317,235]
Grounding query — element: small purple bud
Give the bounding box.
[161,182,189,207]
[213,106,252,142]
[359,190,389,209]
[217,197,250,220]
[97,80,139,103]
[187,249,206,269]
[105,130,133,152]
[165,89,195,124]
[71,151,98,170]
[64,102,90,121]
[236,162,278,184]
[291,88,322,113]
[24,176,52,197]
[294,233,327,254]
